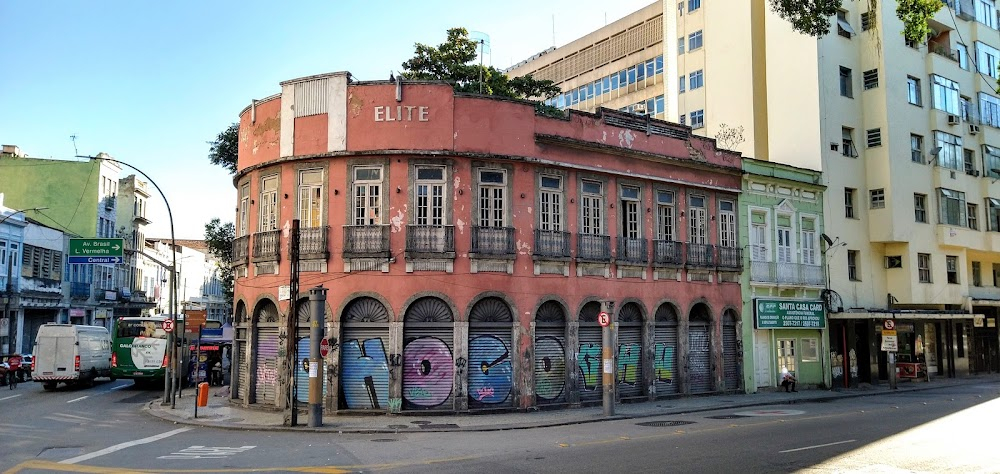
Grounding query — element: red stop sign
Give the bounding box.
[320,338,330,358]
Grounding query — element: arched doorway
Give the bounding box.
[653,303,679,396]
[577,301,603,402]
[402,297,455,410]
[617,302,644,400]
[252,299,280,405]
[233,301,248,402]
[339,297,390,410]
[468,297,514,408]
[534,300,567,406]
[722,310,740,391]
[688,302,713,394]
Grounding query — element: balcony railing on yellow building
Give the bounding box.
[749,261,824,286]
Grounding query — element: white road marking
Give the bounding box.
[110,384,130,390]
[52,413,93,421]
[59,427,192,464]
[780,439,857,453]
[66,396,88,403]
[158,445,256,459]
[0,394,22,401]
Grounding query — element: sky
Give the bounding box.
[0,0,654,239]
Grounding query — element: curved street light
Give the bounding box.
[1,206,48,354]
[81,153,178,406]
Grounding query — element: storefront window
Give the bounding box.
[800,338,819,362]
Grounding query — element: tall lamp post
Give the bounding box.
[82,154,177,406]
[1,206,48,354]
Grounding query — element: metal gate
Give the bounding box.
[236,331,249,402]
[468,297,513,409]
[722,312,739,391]
[403,297,454,410]
[654,304,679,396]
[577,301,603,402]
[688,321,712,393]
[535,300,566,405]
[253,326,280,405]
[340,297,391,409]
[617,303,643,400]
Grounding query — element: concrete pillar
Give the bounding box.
[327,319,341,411]
[388,321,404,413]
[566,319,580,406]
[453,321,469,412]
[643,316,656,401]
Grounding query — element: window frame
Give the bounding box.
[918,253,932,283]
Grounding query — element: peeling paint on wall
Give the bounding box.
[390,207,406,233]
[516,240,530,255]
[618,129,636,148]
[456,218,466,234]
[348,93,364,117]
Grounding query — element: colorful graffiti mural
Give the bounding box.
[578,342,602,391]
[402,337,454,408]
[468,335,512,405]
[653,342,675,383]
[534,336,565,402]
[341,338,390,409]
[616,343,640,385]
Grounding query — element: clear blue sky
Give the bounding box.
[0,0,653,239]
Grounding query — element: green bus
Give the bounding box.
[111,316,170,382]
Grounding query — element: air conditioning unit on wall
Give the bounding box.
[970,124,981,134]
[948,114,961,125]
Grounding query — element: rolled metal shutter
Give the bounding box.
[468,326,513,408]
[236,327,249,402]
[577,324,603,402]
[654,320,679,396]
[403,324,454,410]
[253,326,280,405]
[339,326,390,409]
[616,322,643,399]
[688,322,712,393]
[294,335,333,403]
[723,316,739,391]
[534,327,566,405]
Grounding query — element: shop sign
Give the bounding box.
[374,105,429,122]
[70,308,86,317]
[754,298,826,329]
[881,334,898,352]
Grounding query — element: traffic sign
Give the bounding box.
[598,311,611,327]
[320,338,330,358]
[163,319,174,333]
[883,319,895,330]
[68,238,125,264]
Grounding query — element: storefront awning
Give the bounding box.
[829,311,982,320]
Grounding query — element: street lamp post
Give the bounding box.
[82,154,177,406]
[1,207,48,354]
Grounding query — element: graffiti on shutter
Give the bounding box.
[469,297,513,408]
[535,300,567,405]
[688,323,712,393]
[654,304,679,396]
[254,327,280,405]
[577,301,603,402]
[403,297,454,410]
[617,302,643,399]
[340,297,391,409]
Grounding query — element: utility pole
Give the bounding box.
[285,219,300,426]
[600,300,615,417]
[308,285,326,427]
[4,253,13,354]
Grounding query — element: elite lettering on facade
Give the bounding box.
[374,105,429,122]
[754,298,826,329]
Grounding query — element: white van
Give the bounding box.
[32,324,113,390]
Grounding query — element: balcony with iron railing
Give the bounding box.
[616,237,648,264]
[471,226,516,256]
[717,246,743,271]
[749,261,825,286]
[653,240,684,266]
[232,235,250,266]
[577,234,611,261]
[686,243,715,268]
[533,229,571,258]
[252,230,281,263]
[343,225,391,257]
[406,225,455,256]
[297,225,330,260]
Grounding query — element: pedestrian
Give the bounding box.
[221,348,231,386]
[780,369,797,393]
[211,356,223,386]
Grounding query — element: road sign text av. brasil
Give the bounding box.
[68,238,125,264]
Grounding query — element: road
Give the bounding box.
[2,379,999,473]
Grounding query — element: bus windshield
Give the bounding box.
[116,320,168,339]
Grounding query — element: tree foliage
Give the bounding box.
[401,28,561,102]
[203,218,235,304]
[769,0,942,42]
[208,122,238,174]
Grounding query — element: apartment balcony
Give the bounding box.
[70,282,90,299]
[471,226,516,256]
[252,230,281,263]
[717,246,743,271]
[653,240,684,266]
[343,225,390,257]
[577,234,611,261]
[533,229,571,258]
[616,237,648,264]
[406,225,455,255]
[686,243,715,268]
[749,261,825,286]
[297,225,330,260]
[232,235,250,267]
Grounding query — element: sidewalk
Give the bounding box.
[145,375,999,433]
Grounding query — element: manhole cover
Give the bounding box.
[636,420,695,427]
[370,438,398,442]
[706,414,749,419]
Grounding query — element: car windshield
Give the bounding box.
[116,320,167,339]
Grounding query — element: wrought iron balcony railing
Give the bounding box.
[471,226,516,256]
[297,225,329,259]
[406,225,455,254]
[252,230,281,263]
[232,235,250,266]
[533,229,571,258]
[343,225,390,256]
[616,237,648,264]
[716,246,743,270]
[577,234,611,261]
[749,261,824,286]
[653,240,684,265]
[686,243,715,267]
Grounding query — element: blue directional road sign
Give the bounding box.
[68,238,125,264]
